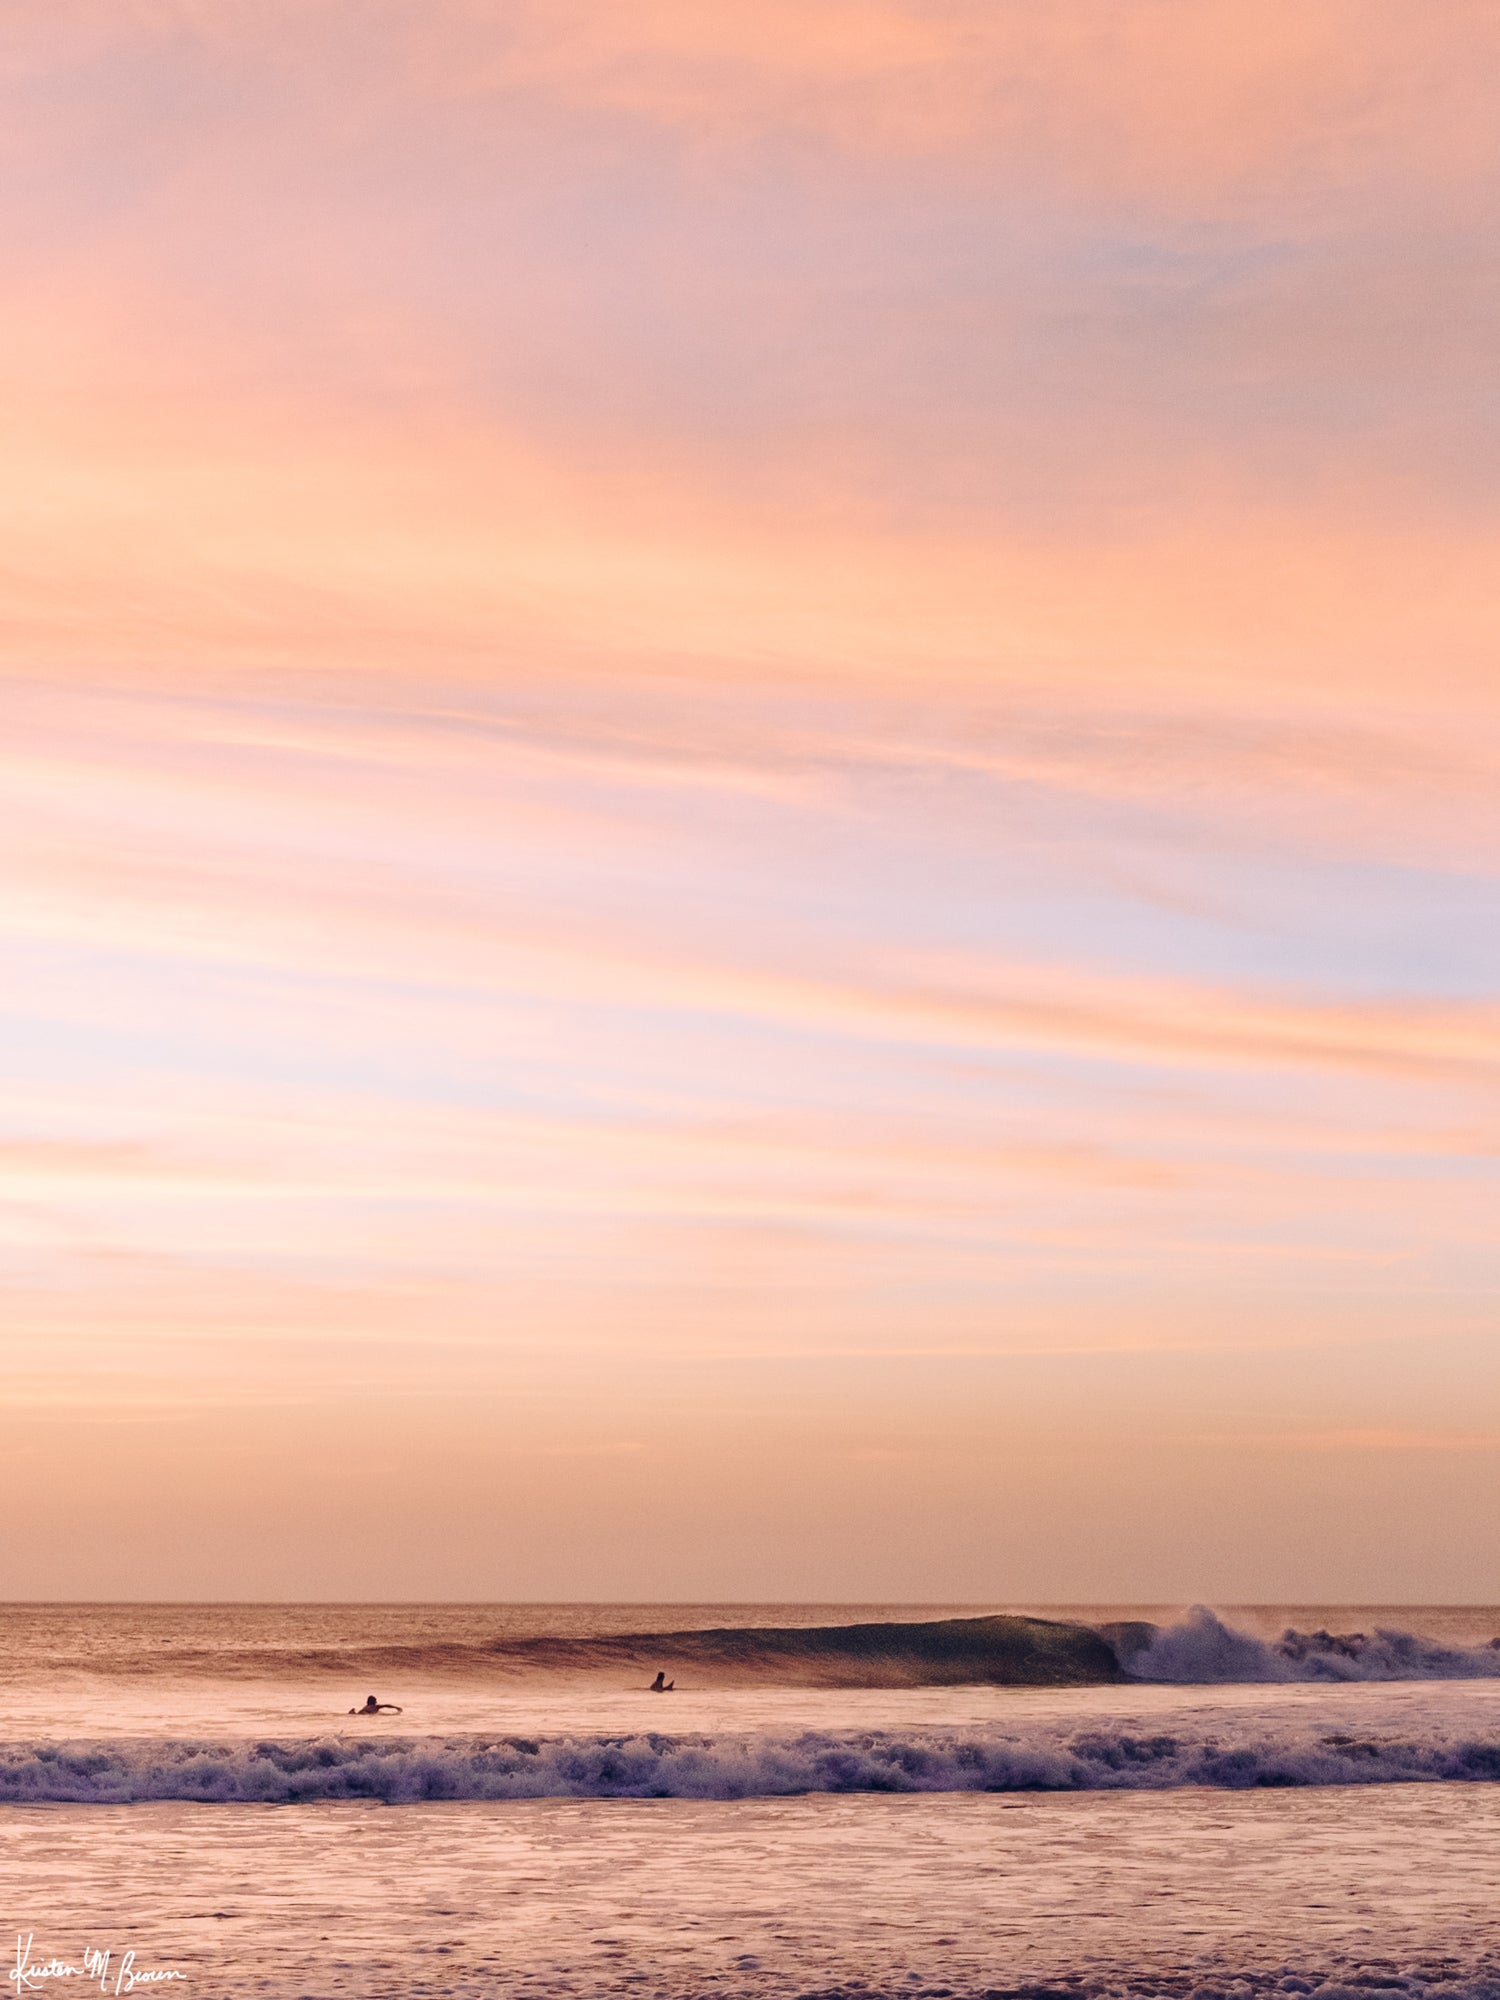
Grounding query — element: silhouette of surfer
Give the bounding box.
[349,1694,403,1714]
[648,1671,675,1692]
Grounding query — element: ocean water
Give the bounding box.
[6,1604,1500,1999]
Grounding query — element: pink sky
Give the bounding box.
[4,1,1500,1599]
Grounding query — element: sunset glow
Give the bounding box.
[5,0,1500,1599]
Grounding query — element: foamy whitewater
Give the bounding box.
[7,1605,1500,1998]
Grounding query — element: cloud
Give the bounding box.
[22,1,1489,211]
[1222,1428,1500,1454]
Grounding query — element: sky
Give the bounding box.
[4,0,1500,1601]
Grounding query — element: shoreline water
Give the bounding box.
[7,1788,1500,2000]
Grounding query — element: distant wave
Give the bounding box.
[477,1614,1124,1686]
[58,1615,1124,1688]
[5,1721,1500,1803]
[1110,1607,1500,1684]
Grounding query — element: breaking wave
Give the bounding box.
[17,1609,1500,1691]
[1112,1608,1500,1684]
[5,1721,1500,1803]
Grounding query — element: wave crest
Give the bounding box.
[84,1615,1125,1688]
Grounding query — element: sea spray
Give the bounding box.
[1114,1608,1500,1684]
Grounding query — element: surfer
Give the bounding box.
[349,1695,403,1714]
[648,1671,674,1692]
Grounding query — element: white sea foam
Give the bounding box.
[5,1717,1500,1802]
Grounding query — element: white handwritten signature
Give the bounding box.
[10,1935,185,1995]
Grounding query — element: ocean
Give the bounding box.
[6,1604,1500,2000]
